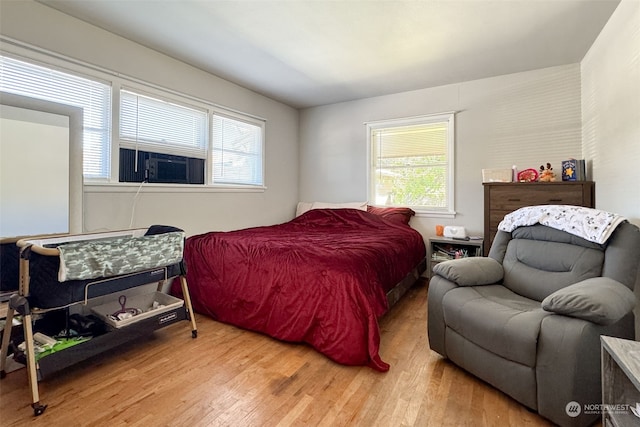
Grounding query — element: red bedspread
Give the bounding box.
[175,208,426,371]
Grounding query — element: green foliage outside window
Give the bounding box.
[375,155,447,208]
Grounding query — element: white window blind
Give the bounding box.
[212,114,264,186]
[0,55,112,179]
[120,89,207,158]
[2,52,266,189]
[369,114,454,212]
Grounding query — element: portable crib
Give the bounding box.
[0,225,197,416]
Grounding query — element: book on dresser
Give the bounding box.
[562,159,586,181]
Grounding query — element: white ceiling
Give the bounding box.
[38,0,620,109]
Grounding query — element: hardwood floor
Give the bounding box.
[0,280,554,426]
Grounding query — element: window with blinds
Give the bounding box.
[119,89,207,159]
[368,113,455,213]
[0,55,112,179]
[1,53,265,188]
[212,114,264,186]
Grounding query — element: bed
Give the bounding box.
[171,206,426,371]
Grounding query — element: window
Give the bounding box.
[212,114,264,186]
[119,89,207,158]
[367,113,455,215]
[0,53,265,188]
[0,55,112,179]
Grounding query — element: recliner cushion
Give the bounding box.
[442,285,552,367]
[502,239,604,301]
[541,277,636,325]
[433,257,503,286]
[511,224,605,250]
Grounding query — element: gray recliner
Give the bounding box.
[428,221,640,427]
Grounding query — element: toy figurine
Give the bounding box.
[539,163,556,182]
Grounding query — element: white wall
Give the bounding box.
[0,0,299,237]
[581,0,640,227]
[580,0,640,338]
[299,64,583,241]
[0,106,69,237]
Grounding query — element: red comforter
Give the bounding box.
[175,208,426,371]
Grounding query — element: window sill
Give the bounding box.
[84,181,267,193]
[414,210,456,219]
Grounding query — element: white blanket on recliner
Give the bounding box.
[498,205,626,244]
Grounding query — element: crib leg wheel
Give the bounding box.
[192,330,198,339]
[32,402,47,416]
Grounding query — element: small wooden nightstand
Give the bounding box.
[600,336,640,427]
[427,237,483,278]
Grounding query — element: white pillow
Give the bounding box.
[310,201,368,211]
[296,201,368,217]
[296,202,314,217]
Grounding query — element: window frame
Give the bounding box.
[0,45,266,192]
[211,111,265,187]
[0,53,113,180]
[118,87,209,159]
[366,112,456,218]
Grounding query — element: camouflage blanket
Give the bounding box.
[57,231,185,282]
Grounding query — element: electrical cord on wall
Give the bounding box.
[129,179,147,229]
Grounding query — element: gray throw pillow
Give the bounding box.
[541,277,636,325]
[432,257,504,286]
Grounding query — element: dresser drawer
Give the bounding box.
[489,210,512,229]
[483,182,595,256]
[488,185,584,211]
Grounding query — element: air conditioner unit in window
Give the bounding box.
[119,149,205,184]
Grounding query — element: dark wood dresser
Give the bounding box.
[483,181,595,255]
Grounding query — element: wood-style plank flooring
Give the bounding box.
[0,281,555,426]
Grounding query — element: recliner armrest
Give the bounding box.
[432,257,504,286]
[541,277,636,325]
